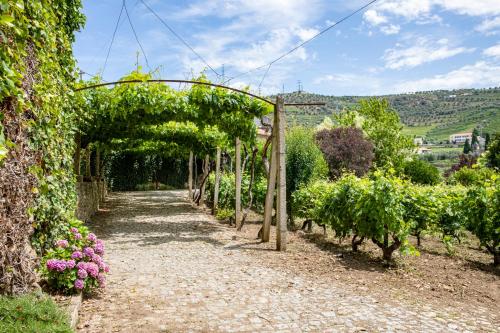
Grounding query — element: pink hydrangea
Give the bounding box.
[77,268,88,279]
[66,260,76,269]
[46,259,66,272]
[74,279,84,290]
[102,263,110,273]
[97,273,106,288]
[87,233,97,242]
[94,240,105,255]
[76,262,87,270]
[71,251,83,260]
[83,247,94,258]
[70,227,78,234]
[74,233,82,240]
[56,240,69,248]
[91,254,102,264]
[86,262,99,278]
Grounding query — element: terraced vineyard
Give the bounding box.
[280,87,500,142]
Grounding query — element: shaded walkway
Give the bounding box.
[77,191,497,332]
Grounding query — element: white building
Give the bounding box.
[450,132,472,144]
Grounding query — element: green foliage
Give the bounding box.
[464,176,500,265]
[434,185,467,251]
[292,180,333,221]
[0,0,86,256]
[286,126,328,219]
[0,293,72,333]
[448,167,495,187]
[484,133,500,170]
[403,185,440,245]
[403,158,441,185]
[334,99,414,172]
[0,123,7,164]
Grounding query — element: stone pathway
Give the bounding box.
[77,191,498,333]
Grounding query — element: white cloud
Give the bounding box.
[396,61,500,92]
[380,24,401,35]
[483,44,500,58]
[383,37,475,70]
[363,10,388,26]
[475,17,500,35]
[435,0,500,16]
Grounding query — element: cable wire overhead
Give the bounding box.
[225,0,380,85]
[102,2,125,76]
[140,0,220,78]
[124,0,152,72]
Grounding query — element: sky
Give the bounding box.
[74,0,500,96]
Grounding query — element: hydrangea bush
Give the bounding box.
[41,221,108,293]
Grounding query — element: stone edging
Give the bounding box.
[68,293,83,330]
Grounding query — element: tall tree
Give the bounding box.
[484,133,500,169]
[463,138,472,154]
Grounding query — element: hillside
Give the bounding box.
[278,87,500,142]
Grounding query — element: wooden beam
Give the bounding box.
[275,96,287,251]
[200,154,209,205]
[213,147,221,215]
[188,151,193,200]
[262,115,278,242]
[235,137,242,229]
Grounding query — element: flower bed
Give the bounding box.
[41,220,108,294]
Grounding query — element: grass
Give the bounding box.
[0,293,72,333]
[402,125,436,137]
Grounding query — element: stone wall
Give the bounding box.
[76,180,107,222]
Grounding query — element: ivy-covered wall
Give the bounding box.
[0,0,85,294]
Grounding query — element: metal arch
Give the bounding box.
[74,79,275,105]
[74,79,326,107]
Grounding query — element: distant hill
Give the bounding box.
[276,87,500,142]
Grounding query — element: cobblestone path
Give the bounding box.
[77,191,498,333]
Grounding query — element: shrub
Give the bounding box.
[355,171,413,262]
[315,127,374,179]
[403,185,440,246]
[448,167,495,186]
[464,176,500,266]
[434,186,467,253]
[403,159,441,185]
[286,127,328,221]
[444,154,477,177]
[484,133,500,169]
[41,220,108,294]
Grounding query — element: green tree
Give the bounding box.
[472,128,480,146]
[403,158,441,185]
[485,133,491,149]
[463,138,472,154]
[286,127,328,223]
[484,133,500,169]
[334,99,414,172]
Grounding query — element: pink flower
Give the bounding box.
[74,233,82,240]
[86,262,99,278]
[91,254,102,264]
[83,247,94,258]
[77,269,88,279]
[87,233,97,242]
[71,251,83,260]
[97,273,106,288]
[74,279,84,290]
[70,227,78,234]
[103,263,110,273]
[66,260,76,269]
[46,259,66,272]
[76,262,87,270]
[94,240,105,255]
[56,240,69,248]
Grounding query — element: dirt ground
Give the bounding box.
[234,211,499,313]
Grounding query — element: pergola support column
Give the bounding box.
[188,151,193,200]
[262,114,278,242]
[200,154,209,205]
[235,137,242,229]
[275,96,287,251]
[213,147,221,215]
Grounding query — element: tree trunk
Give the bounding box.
[372,229,401,263]
[351,235,365,252]
[416,231,421,247]
[200,154,209,205]
[188,151,193,200]
[238,147,258,231]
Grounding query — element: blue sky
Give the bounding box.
[74,0,500,96]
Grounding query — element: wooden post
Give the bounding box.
[262,116,278,242]
[235,137,242,229]
[95,147,101,179]
[275,96,287,251]
[213,147,221,215]
[188,151,193,200]
[200,154,209,205]
[85,148,91,178]
[74,133,81,178]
